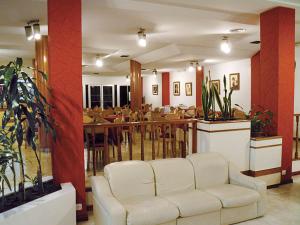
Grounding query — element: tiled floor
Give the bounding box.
[78,175,300,225]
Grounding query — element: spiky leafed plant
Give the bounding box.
[0,58,55,200]
[202,77,214,120]
[213,75,234,120]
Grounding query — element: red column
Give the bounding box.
[260,7,295,183]
[162,72,170,106]
[251,51,261,108]
[196,67,204,107]
[48,0,87,220]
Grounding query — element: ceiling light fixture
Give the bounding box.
[24,25,33,41]
[196,62,202,71]
[95,55,103,67]
[152,69,157,76]
[24,20,41,41]
[230,28,246,33]
[137,28,147,47]
[188,62,195,72]
[220,36,231,54]
[126,75,130,82]
[33,23,41,40]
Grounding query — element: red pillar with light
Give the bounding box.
[162,72,170,106]
[48,0,87,220]
[260,7,295,183]
[196,67,204,107]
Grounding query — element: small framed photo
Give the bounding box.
[185,82,192,96]
[229,73,240,90]
[210,80,220,94]
[173,81,180,96]
[152,84,158,95]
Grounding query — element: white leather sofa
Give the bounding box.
[91,153,266,225]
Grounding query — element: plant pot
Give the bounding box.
[0,183,76,225]
[197,119,251,171]
[251,131,265,137]
[250,136,282,187]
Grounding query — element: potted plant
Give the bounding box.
[199,74,251,171]
[246,106,274,137]
[0,57,59,211]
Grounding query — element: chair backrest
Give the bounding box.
[187,153,229,189]
[150,158,195,196]
[104,161,155,201]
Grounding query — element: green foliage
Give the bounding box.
[202,77,213,120]
[212,75,234,120]
[248,106,274,136]
[0,57,55,201]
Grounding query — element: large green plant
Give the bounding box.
[0,58,55,200]
[213,75,234,120]
[202,76,217,120]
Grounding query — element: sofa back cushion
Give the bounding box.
[187,153,229,189]
[104,161,155,201]
[150,158,195,196]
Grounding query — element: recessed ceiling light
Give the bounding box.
[230,28,246,33]
[250,41,261,44]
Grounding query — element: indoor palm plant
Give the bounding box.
[0,57,56,212]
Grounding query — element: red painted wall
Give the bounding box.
[251,51,261,108]
[48,0,87,219]
[162,72,170,106]
[196,67,204,107]
[260,7,295,183]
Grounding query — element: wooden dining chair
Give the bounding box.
[157,114,180,158]
[84,126,105,175]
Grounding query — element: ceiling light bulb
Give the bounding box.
[153,69,157,76]
[96,57,103,67]
[126,76,130,82]
[24,25,33,41]
[33,23,41,40]
[188,62,194,72]
[196,63,202,71]
[220,37,231,54]
[137,29,147,47]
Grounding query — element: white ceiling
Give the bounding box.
[0,0,299,75]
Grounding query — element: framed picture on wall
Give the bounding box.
[152,84,158,95]
[185,82,192,96]
[229,73,240,90]
[210,80,220,94]
[173,81,180,96]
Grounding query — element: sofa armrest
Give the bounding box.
[229,163,267,216]
[90,176,126,225]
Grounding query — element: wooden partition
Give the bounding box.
[84,119,198,175]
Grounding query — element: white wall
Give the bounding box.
[169,71,196,107]
[204,59,251,112]
[82,75,130,107]
[142,74,162,108]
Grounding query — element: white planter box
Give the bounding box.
[0,183,76,225]
[197,120,251,171]
[250,136,282,186]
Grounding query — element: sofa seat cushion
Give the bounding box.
[205,184,260,208]
[122,197,179,225]
[164,190,222,217]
